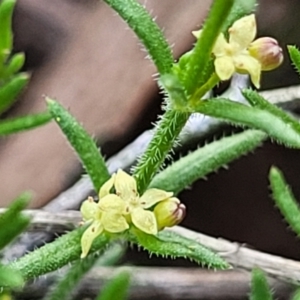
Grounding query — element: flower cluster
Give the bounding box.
[193,14,283,88]
[80,170,186,258]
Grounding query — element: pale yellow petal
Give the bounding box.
[229,14,256,50]
[131,208,157,235]
[81,221,103,258]
[139,189,173,209]
[114,169,137,202]
[214,56,235,81]
[102,212,129,233]
[99,174,115,199]
[234,54,261,88]
[212,33,228,56]
[80,197,100,221]
[98,194,126,213]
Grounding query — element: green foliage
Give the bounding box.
[129,228,229,269]
[103,0,173,75]
[0,73,29,114]
[0,193,30,250]
[292,288,300,300]
[45,243,125,300]
[0,264,24,289]
[9,226,110,280]
[194,98,300,148]
[288,45,300,76]
[150,130,266,194]
[249,268,273,300]
[0,0,15,67]
[269,166,300,236]
[0,111,52,135]
[47,98,110,192]
[96,270,131,300]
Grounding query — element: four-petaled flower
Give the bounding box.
[193,14,283,88]
[80,170,185,258]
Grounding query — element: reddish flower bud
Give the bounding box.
[154,197,186,231]
[249,37,283,71]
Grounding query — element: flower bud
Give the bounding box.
[249,37,283,71]
[154,197,186,231]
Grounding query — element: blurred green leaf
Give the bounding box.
[249,268,273,300]
[0,193,31,250]
[0,73,29,114]
[0,111,52,136]
[2,53,25,80]
[0,0,15,66]
[0,264,24,289]
[45,243,125,300]
[96,270,131,300]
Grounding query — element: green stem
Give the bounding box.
[189,72,219,107]
[133,110,190,194]
[133,73,219,194]
[184,0,234,94]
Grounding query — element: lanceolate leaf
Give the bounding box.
[194,98,300,148]
[0,193,31,250]
[46,98,110,192]
[269,166,300,236]
[0,111,52,135]
[0,73,29,114]
[128,228,229,269]
[149,130,266,194]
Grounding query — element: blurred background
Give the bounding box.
[3,0,300,262]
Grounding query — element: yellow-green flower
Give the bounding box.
[193,14,282,88]
[80,170,185,258]
[113,169,174,235]
[80,195,129,258]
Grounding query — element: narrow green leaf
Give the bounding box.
[128,229,229,269]
[9,226,110,281]
[46,98,110,192]
[184,0,234,94]
[243,89,300,133]
[269,166,300,236]
[96,270,131,300]
[103,0,173,75]
[0,73,29,114]
[288,45,300,76]
[0,0,15,62]
[45,243,125,300]
[150,130,266,194]
[0,264,24,288]
[2,53,25,79]
[250,268,273,300]
[0,111,51,136]
[0,193,31,249]
[194,98,300,148]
